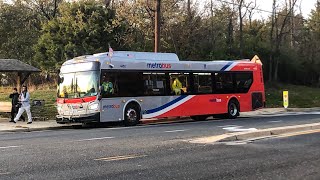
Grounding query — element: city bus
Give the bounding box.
[56,51,265,126]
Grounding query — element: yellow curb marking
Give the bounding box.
[188,134,233,144]
[94,154,147,162]
[14,126,28,129]
[275,129,320,138]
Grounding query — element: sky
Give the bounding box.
[200,0,318,19]
[254,0,317,19]
[198,0,317,19]
[2,0,318,19]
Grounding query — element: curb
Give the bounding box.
[0,125,72,133]
[189,122,320,144]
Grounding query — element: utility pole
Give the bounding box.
[154,0,161,52]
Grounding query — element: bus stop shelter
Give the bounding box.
[0,59,41,92]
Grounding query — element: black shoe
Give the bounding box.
[12,121,16,123]
[27,122,32,124]
[9,120,14,122]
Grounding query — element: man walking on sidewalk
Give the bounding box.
[13,85,32,124]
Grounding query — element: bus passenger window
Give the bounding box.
[143,73,167,96]
[101,75,115,97]
[214,73,235,94]
[235,72,253,93]
[171,77,183,95]
[193,73,212,94]
[170,73,188,95]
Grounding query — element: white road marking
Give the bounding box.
[269,120,283,123]
[223,141,248,145]
[218,125,241,128]
[94,154,147,162]
[256,111,320,117]
[223,126,257,132]
[76,137,114,142]
[0,146,21,149]
[0,172,11,175]
[165,129,188,133]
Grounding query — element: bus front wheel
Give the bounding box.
[124,104,141,126]
[227,99,239,119]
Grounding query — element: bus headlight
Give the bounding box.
[57,105,62,112]
[88,102,99,110]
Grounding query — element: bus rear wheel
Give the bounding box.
[227,99,239,119]
[124,104,141,126]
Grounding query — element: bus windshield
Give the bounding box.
[58,71,99,98]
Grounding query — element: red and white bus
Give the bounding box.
[56,51,265,125]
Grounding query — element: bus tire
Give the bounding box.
[124,103,141,126]
[227,99,239,119]
[190,115,208,121]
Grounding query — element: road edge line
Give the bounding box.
[189,122,320,143]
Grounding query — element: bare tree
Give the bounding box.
[269,0,298,81]
[238,0,244,57]
[247,0,257,29]
[29,0,61,21]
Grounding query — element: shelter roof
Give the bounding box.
[0,59,40,72]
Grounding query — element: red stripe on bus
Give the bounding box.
[57,96,96,104]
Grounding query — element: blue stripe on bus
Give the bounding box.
[220,62,233,71]
[145,95,188,114]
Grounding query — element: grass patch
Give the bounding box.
[0,86,57,120]
[265,83,320,108]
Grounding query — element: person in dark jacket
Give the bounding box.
[9,88,25,122]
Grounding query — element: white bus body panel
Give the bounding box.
[99,96,186,122]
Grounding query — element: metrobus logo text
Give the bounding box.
[103,104,120,109]
[147,63,172,69]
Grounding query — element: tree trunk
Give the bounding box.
[269,54,273,82]
[273,59,279,81]
[210,0,214,54]
[239,0,244,57]
[227,16,234,55]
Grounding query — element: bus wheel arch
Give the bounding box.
[123,101,141,126]
[227,98,240,119]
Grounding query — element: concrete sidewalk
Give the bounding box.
[0,108,319,132]
[0,119,72,132]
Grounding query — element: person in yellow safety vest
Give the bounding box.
[102,76,114,96]
[172,78,182,95]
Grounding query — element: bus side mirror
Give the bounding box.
[58,76,64,84]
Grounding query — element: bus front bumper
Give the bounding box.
[56,113,100,124]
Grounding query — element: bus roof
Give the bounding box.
[62,51,260,72]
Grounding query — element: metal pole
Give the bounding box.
[154,0,161,52]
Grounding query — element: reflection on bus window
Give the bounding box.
[57,71,99,98]
[214,73,234,93]
[235,73,253,93]
[193,73,212,94]
[143,73,167,96]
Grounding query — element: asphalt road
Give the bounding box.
[0,114,319,179]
